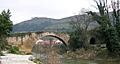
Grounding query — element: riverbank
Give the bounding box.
[0,54,35,64]
[63,46,120,61]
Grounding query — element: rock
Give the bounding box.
[29,56,35,61]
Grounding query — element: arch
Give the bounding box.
[90,37,96,44]
[41,35,67,46]
[32,34,68,57]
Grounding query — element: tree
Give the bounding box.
[0,9,13,55]
[69,9,93,51]
[87,0,120,56]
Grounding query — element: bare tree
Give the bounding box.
[69,9,93,50]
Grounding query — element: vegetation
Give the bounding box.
[13,17,72,33]
[32,42,63,64]
[0,9,13,55]
[87,0,120,56]
[68,10,93,51]
[33,58,42,64]
[8,45,20,54]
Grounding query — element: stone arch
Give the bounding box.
[36,32,69,45]
[89,37,96,44]
[42,35,67,46]
[32,34,68,56]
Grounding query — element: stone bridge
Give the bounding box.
[7,32,70,53]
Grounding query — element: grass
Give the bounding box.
[8,45,20,54]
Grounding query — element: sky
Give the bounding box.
[0,0,97,24]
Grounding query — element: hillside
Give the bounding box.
[12,15,98,33]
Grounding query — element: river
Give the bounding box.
[63,59,120,64]
[38,54,120,64]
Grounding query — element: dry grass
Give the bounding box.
[64,48,97,59]
[46,47,62,64]
[33,44,62,64]
[18,36,37,54]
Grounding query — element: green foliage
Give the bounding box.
[8,45,20,54]
[68,31,82,51]
[58,43,67,54]
[88,0,120,56]
[0,10,13,53]
[68,13,92,51]
[0,9,13,35]
[104,27,120,55]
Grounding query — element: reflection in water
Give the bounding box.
[63,59,120,64]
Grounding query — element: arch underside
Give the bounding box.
[42,35,67,46]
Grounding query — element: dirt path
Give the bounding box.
[0,54,35,64]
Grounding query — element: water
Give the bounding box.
[63,59,120,64]
[32,44,120,64]
[34,53,120,64]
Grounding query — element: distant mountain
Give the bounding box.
[12,15,99,33]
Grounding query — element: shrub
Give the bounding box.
[8,45,20,54]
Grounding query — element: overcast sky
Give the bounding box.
[0,0,97,24]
